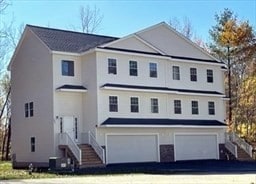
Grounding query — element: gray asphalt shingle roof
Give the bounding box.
[27,25,118,53]
[102,118,226,126]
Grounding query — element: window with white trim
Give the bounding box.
[109,96,118,112]
[130,97,139,113]
[129,60,138,76]
[172,66,180,80]
[174,100,182,114]
[190,68,197,81]
[149,63,157,78]
[151,98,159,113]
[108,58,117,74]
[207,69,213,83]
[62,60,74,76]
[191,101,199,115]
[208,101,215,115]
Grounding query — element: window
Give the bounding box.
[207,69,213,83]
[25,103,29,117]
[172,66,180,80]
[108,58,117,74]
[149,63,157,78]
[60,118,63,133]
[151,98,159,113]
[190,68,197,81]
[30,137,35,152]
[109,96,118,112]
[75,118,78,140]
[129,61,138,76]
[29,102,33,117]
[25,102,33,117]
[130,97,139,113]
[62,60,74,76]
[174,100,182,114]
[208,101,215,115]
[191,101,199,115]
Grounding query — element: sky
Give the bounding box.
[1,0,256,43]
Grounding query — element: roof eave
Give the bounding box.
[100,124,226,128]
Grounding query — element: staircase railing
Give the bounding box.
[230,132,253,157]
[81,131,105,164]
[225,133,238,158]
[58,133,82,165]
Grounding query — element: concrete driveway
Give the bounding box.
[1,174,256,184]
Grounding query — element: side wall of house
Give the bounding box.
[11,29,54,167]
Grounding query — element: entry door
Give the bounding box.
[62,116,78,142]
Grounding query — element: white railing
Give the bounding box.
[58,133,82,165]
[225,132,238,158]
[81,131,105,164]
[230,132,253,157]
[225,140,238,158]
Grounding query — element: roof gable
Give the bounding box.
[136,22,218,61]
[101,34,162,54]
[27,25,118,53]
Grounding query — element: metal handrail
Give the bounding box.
[58,133,82,165]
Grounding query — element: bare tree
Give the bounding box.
[169,16,194,39]
[69,5,103,33]
[0,0,9,14]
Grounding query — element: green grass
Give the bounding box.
[0,161,60,180]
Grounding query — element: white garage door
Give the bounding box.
[175,134,218,161]
[106,135,158,164]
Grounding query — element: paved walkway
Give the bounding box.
[1,174,256,184]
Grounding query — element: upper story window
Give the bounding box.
[129,61,138,76]
[109,96,118,112]
[25,102,34,118]
[108,58,117,74]
[190,68,197,81]
[62,60,74,76]
[151,98,159,113]
[208,101,215,115]
[174,100,182,114]
[149,63,157,78]
[172,66,180,80]
[207,69,214,83]
[191,101,199,115]
[130,97,139,113]
[30,137,35,152]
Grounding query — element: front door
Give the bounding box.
[62,116,78,142]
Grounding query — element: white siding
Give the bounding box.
[137,24,212,60]
[97,127,225,147]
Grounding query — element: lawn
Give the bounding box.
[0,161,59,180]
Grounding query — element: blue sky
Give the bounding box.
[2,0,256,42]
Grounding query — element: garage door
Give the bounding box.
[175,134,218,161]
[106,135,158,164]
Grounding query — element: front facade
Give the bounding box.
[9,22,228,167]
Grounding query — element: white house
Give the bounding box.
[9,22,239,168]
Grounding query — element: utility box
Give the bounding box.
[49,157,71,170]
[49,157,61,170]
